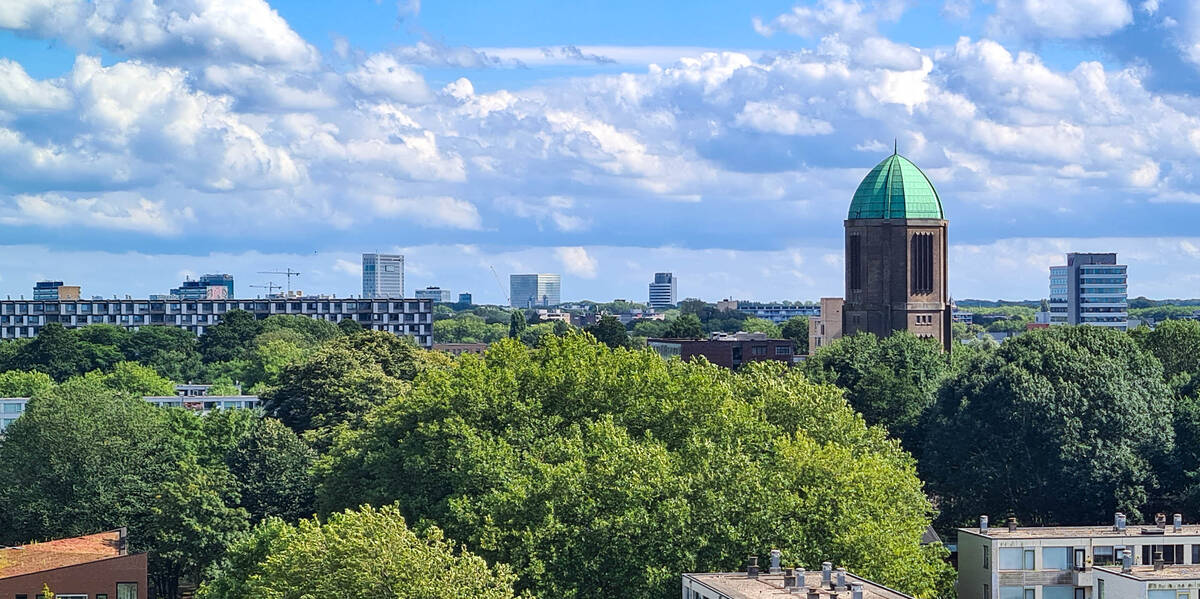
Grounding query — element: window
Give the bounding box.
[751,346,767,356]
[1148,591,1175,599]
[998,548,1025,570]
[983,584,990,598]
[849,235,862,291]
[999,587,1024,599]
[1043,547,1071,570]
[1043,587,1074,599]
[1143,544,1185,565]
[983,546,990,569]
[911,232,934,295]
[1193,544,1200,565]
[97,595,107,599]
[117,582,137,599]
[1025,549,1035,570]
[774,345,792,356]
[55,595,87,599]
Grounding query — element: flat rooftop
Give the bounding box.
[1096,565,1200,581]
[684,570,913,599]
[958,525,1200,540]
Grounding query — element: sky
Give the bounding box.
[1,0,1200,304]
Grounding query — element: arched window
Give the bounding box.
[849,235,862,291]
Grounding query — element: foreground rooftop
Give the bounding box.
[684,570,913,599]
[0,530,125,579]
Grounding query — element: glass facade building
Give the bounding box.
[648,272,677,308]
[1048,253,1128,330]
[510,274,561,308]
[362,253,405,298]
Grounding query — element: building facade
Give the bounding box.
[0,297,433,347]
[0,529,147,599]
[648,332,794,369]
[957,513,1200,599]
[843,152,951,351]
[458,292,472,305]
[33,281,80,301]
[1048,253,1128,330]
[809,297,844,354]
[648,272,677,308]
[736,302,821,324]
[171,274,234,300]
[510,274,561,308]
[415,286,454,303]
[362,253,405,298]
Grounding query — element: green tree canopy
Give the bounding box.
[1137,319,1200,394]
[804,332,946,453]
[780,317,809,354]
[199,310,264,363]
[740,317,781,338]
[922,326,1173,527]
[585,315,630,349]
[434,314,507,344]
[317,334,952,599]
[664,314,703,339]
[508,310,527,339]
[198,505,520,599]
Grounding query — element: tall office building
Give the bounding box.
[414,286,453,303]
[362,253,404,298]
[1048,252,1128,330]
[648,272,677,308]
[510,274,561,308]
[33,281,80,300]
[171,274,233,300]
[843,150,951,351]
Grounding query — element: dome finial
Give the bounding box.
[893,138,898,155]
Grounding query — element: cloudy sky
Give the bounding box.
[1,0,1199,304]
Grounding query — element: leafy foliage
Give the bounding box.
[585,315,630,348]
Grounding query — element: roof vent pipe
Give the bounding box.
[747,555,759,578]
[770,549,782,574]
[1116,513,1126,531]
[1121,549,1134,573]
[1175,513,1183,532]
[821,562,832,587]
[835,567,848,591]
[793,568,806,594]
[851,583,864,599]
[1156,513,1168,528]
[980,515,989,533]
[783,568,796,589]
[1007,517,1018,532]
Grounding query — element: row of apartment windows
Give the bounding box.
[0,301,425,315]
[1079,288,1128,294]
[1080,278,1126,284]
[984,585,1081,599]
[1081,268,1124,274]
[985,544,1200,571]
[1081,297,1127,303]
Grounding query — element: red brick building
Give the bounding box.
[648,332,795,369]
[0,529,147,599]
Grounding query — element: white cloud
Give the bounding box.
[988,0,1133,39]
[367,196,482,230]
[734,102,834,136]
[555,246,598,279]
[0,58,71,111]
[0,193,190,235]
[347,53,432,104]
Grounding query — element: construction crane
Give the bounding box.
[258,268,301,295]
[490,265,508,305]
[249,282,281,297]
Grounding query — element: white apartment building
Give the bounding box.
[0,397,24,434]
[958,513,1200,599]
[648,272,677,308]
[1047,253,1128,330]
[684,553,914,599]
[362,253,405,298]
[1,394,262,434]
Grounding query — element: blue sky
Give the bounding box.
[1,0,1199,304]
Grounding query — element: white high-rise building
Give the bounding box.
[362,253,404,298]
[510,274,561,308]
[1048,253,1127,330]
[648,272,677,308]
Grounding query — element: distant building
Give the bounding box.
[683,558,913,599]
[510,274,561,308]
[3,391,260,432]
[648,272,677,308]
[1049,253,1128,330]
[648,332,794,370]
[0,529,147,599]
[172,274,233,300]
[363,253,405,298]
[458,292,472,305]
[0,297,433,347]
[844,151,951,351]
[434,343,489,357]
[809,298,844,354]
[952,309,975,324]
[535,309,571,323]
[33,281,80,300]
[957,512,1200,599]
[735,301,821,324]
[415,286,454,303]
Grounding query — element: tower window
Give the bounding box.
[911,232,934,295]
[849,235,862,291]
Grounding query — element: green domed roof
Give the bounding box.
[847,152,944,220]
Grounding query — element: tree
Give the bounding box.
[922,326,1173,527]
[225,418,316,523]
[12,323,123,381]
[434,315,507,344]
[337,318,363,334]
[198,505,520,599]
[804,332,946,454]
[664,314,703,339]
[508,310,527,339]
[740,317,781,338]
[103,361,176,396]
[259,315,342,345]
[0,370,55,397]
[318,335,953,599]
[585,315,629,349]
[121,326,202,382]
[631,319,670,339]
[1137,319,1200,394]
[780,317,809,354]
[199,310,263,363]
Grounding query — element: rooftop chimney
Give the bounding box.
[1175,513,1183,532]
[1115,513,1127,532]
[835,567,848,591]
[770,549,782,574]
[117,527,128,555]
[980,515,989,533]
[851,582,864,599]
[821,562,832,586]
[1156,512,1168,528]
[783,568,796,589]
[747,555,759,578]
[793,567,806,594]
[1007,517,1018,532]
[1121,549,1134,573]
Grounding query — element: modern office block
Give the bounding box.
[171,274,233,300]
[1048,253,1128,330]
[362,253,405,298]
[648,272,677,308]
[458,292,472,305]
[0,297,433,347]
[33,281,79,301]
[415,286,454,303]
[510,274,561,308]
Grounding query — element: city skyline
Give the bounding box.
[2,2,1200,302]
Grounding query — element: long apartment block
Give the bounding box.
[0,297,433,347]
[958,513,1200,599]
